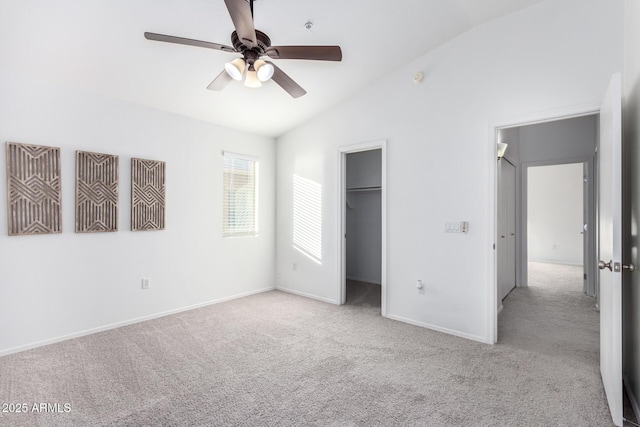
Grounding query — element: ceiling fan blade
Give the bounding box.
[207,70,233,91]
[268,62,306,98]
[144,32,235,52]
[265,46,342,61]
[224,0,257,48]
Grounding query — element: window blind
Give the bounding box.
[223,152,258,237]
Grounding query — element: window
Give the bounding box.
[223,152,258,237]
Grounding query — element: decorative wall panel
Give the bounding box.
[75,151,119,233]
[6,142,62,236]
[131,158,165,231]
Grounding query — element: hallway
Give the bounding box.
[498,261,637,426]
[499,261,598,361]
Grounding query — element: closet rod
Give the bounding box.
[346,186,381,192]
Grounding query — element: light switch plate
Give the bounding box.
[445,221,469,233]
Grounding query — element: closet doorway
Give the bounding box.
[338,141,386,315]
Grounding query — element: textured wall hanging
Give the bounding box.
[6,142,62,236]
[75,151,119,233]
[131,158,165,231]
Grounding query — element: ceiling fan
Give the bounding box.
[144,0,342,98]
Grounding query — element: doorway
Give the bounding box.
[338,141,387,315]
[527,162,586,296]
[494,112,599,341]
[491,75,628,425]
[525,162,590,328]
[522,158,597,298]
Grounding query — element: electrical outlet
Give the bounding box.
[416,280,425,294]
[141,278,150,289]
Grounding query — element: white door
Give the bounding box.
[583,164,589,293]
[598,72,624,427]
[506,162,516,295]
[498,159,516,301]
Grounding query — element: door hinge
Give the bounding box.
[584,273,587,280]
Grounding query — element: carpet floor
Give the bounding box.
[346,279,381,308]
[0,263,620,426]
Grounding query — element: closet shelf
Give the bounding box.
[346,186,381,193]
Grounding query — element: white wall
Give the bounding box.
[275,0,624,342]
[527,163,584,265]
[623,0,640,417]
[0,70,276,355]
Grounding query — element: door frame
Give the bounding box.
[488,105,600,344]
[338,140,387,316]
[519,158,596,292]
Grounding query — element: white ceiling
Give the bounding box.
[1,0,546,137]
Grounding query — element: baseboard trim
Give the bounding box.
[625,376,640,423]
[386,314,488,344]
[275,286,339,305]
[275,289,486,343]
[0,286,275,358]
[528,259,583,267]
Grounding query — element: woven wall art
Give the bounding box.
[75,151,119,233]
[131,158,165,231]
[6,142,62,236]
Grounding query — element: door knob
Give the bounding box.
[599,260,612,271]
[613,262,635,272]
[599,260,635,272]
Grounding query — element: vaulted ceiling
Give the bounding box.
[1,0,547,137]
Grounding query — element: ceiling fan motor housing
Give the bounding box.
[231,30,272,60]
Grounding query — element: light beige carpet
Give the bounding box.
[499,261,598,361]
[0,264,620,426]
[345,279,381,308]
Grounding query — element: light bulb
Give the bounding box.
[244,70,262,88]
[224,58,245,81]
[254,60,275,82]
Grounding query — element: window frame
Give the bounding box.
[222,151,259,238]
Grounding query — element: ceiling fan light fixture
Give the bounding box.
[244,69,262,88]
[224,58,246,81]
[254,60,275,82]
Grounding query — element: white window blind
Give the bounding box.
[223,152,258,237]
